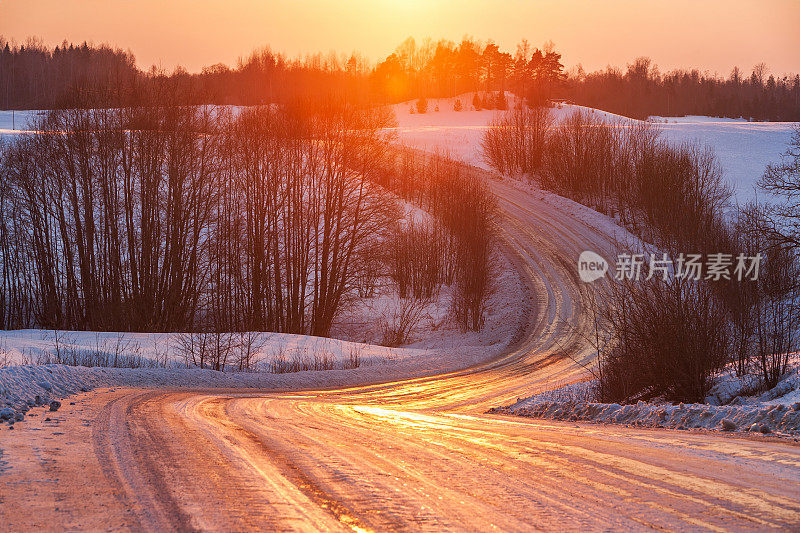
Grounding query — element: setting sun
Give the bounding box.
[1,0,798,74]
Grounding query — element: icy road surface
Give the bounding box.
[1,173,799,531]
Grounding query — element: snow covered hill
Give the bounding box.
[5,102,795,205]
[391,94,798,206]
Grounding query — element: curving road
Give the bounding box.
[3,175,800,532]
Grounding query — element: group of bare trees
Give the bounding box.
[482,105,552,176]
[368,149,497,332]
[734,127,800,388]
[386,221,448,300]
[0,90,402,336]
[487,107,733,256]
[484,106,800,402]
[0,88,497,343]
[212,102,398,337]
[1,102,217,330]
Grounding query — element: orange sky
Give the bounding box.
[1,0,798,76]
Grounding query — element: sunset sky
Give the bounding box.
[1,0,798,76]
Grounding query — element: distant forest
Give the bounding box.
[1,36,799,121]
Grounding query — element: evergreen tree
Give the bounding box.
[472,92,482,111]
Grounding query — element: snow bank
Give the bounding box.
[0,329,427,368]
[493,359,800,437]
[492,397,800,436]
[0,330,438,420]
[0,337,493,422]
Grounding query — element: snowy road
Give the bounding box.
[2,174,799,531]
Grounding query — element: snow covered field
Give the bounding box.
[0,109,41,135]
[6,102,795,206]
[392,95,798,206]
[653,116,797,203]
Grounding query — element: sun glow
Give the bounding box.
[1,0,797,74]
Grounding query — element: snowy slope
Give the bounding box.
[390,95,513,167]
[391,95,798,206]
[651,116,796,204]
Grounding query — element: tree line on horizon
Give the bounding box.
[564,57,800,121]
[2,36,798,121]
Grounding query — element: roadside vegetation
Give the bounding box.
[484,104,800,404]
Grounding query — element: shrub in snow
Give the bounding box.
[497,359,800,436]
[496,397,800,436]
[598,276,729,404]
[482,105,552,176]
[453,99,463,112]
[378,298,428,347]
[416,97,428,114]
[472,93,482,111]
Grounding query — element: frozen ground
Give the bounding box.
[391,94,798,206]
[492,357,800,437]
